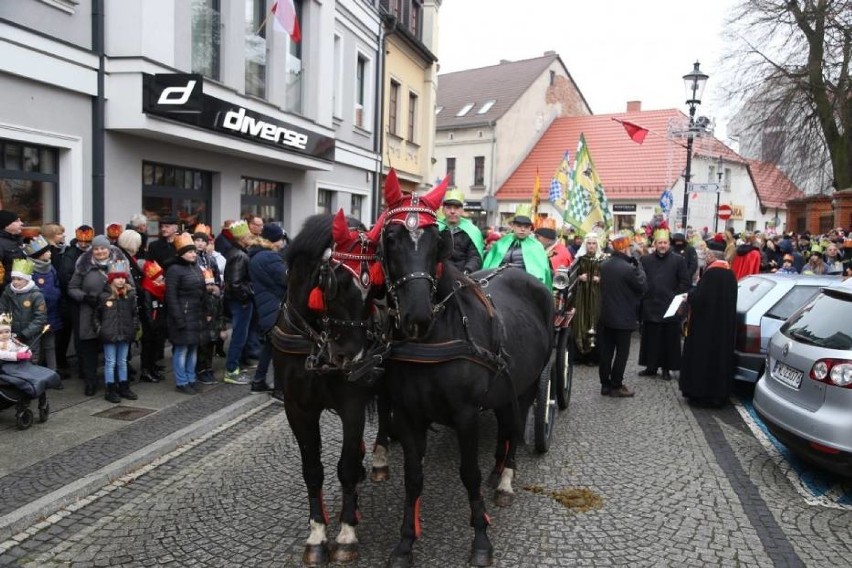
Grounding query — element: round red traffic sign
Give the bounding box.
[718,204,733,221]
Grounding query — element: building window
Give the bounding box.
[390,0,402,18]
[142,162,211,234]
[388,80,400,136]
[0,140,58,229]
[285,0,304,114]
[473,156,485,186]
[355,55,367,128]
[477,100,495,114]
[240,177,286,222]
[333,33,343,118]
[446,157,456,187]
[351,194,364,221]
[244,0,267,98]
[549,70,555,86]
[408,92,418,141]
[409,1,421,38]
[191,0,220,81]
[435,106,443,115]
[456,103,473,117]
[708,165,716,183]
[724,168,732,190]
[317,189,333,214]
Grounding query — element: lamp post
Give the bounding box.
[681,61,709,230]
[714,155,724,232]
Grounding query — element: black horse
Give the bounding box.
[270,211,391,565]
[376,171,554,567]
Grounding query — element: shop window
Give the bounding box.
[142,161,211,236]
[0,140,58,228]
[245,0,267,99]
[191,0,221,81]
[317,189,333,214]
[240,176,286,222]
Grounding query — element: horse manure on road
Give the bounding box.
[523,484,604,513]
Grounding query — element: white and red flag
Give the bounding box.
[272,0,301,42]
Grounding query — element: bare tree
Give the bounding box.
[723,0,851,193]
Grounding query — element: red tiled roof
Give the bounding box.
[746,159,805,209]
[497,109,745,201]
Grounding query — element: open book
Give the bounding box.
[663,293,688,319]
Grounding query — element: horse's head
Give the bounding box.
[308,210,383,368]
[378,169,449,340]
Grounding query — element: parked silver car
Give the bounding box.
[753,278,852,477]
[735,273,842,382]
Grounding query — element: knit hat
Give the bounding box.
[230,220,250,239]
[173,232,195,255]
[0,210,19,230]
[534,227,557,240]
[159,215,179,226]
[24,235,51,258]
[142,260,163,280]
[106,223,123,240]
[260,223,285,243]
[11,258,34,281]
[91,235,111,249]
[107,260,129,282]
[75,225,94,243]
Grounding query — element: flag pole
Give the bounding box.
[255,5,275,35]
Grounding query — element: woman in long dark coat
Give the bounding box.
[165,233,205,395]
[679,259,738,407]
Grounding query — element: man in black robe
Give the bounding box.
[638,229,691,380]
[679,259,737,406]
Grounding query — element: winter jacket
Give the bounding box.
[147,237,177,272]
[0,282,48,342]
[140,287,167,333]
[441,226,483,274]
[33,265,63,331]
[57,242,85,290]
[0,230,24,291]
[672,243,698,280]
[731,244,762,281]
[165,258,205,346]
[67,246,128,341]
[640,250,691,323]
[96,287,138,344]
[599,252,647,330]
[249,247,287,332]
[223,244,253,304]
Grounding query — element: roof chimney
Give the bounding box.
[626,101,642,113]
[499,59,511,64]
[543,50,556,56]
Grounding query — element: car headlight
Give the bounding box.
[813,361,829,381]
[829,363,852,387]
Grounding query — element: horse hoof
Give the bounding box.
[486,470,501,489]
[303,543,330,566]
[331,543,359,564]
[371,466,390,483]
[386,553,413,568]
[494,489,514,507]
[469,547,494,567]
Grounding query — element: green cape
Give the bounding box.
[438,217,484,259]
[483,234,552,288]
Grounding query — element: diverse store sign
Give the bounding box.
[142,73,334,162]
[612,203,637,212]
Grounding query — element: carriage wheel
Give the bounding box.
[534,358,556,453]
[39,403,50,423]
[16,408,34,430]
[554,327,574,411]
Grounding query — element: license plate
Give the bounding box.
[773,361,803,389]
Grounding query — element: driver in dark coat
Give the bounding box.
[638,229,691,381]
[437,189,483,274]
[679,259,737,407]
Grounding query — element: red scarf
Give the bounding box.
[142,277,165,302]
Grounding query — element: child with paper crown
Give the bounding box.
[0,313,33,361]
[0,258,48,362]
[138,260,167,383]
[25,235,63,378]
[96,260,139,403]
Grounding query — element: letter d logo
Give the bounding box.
[158,81,197,106]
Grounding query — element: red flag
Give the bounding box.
[272,0,301,42]
[617,119,649,144]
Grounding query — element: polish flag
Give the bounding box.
[272,0,301,43]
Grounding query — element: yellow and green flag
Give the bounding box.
[562,134,612,236]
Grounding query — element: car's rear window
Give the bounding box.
[737,277,776,312]
[764,285,823,321]
[781,291,852,349]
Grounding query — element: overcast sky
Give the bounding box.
[437,0,736,138]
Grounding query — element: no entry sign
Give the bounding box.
[717,204,733,221]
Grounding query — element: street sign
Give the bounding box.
[688,182,720,193]
[717,204,733,220]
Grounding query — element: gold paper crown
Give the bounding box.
[443,189,465,206]
[106,223,123,239]
[108,260,129,276]
[193,224,211,236]
[11,258,34,277]
[173,232,195,252]
[230,220,250,239]
[143,260,163,280]
[0,313,12,327]
[653,228,670,242]
[24,235,50,257]
[75,225,94,242]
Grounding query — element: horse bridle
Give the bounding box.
[380,194,440,313]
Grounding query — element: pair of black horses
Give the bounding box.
[271,171,553,567]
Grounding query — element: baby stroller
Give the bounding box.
[0,361,60,430]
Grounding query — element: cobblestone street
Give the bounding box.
[2,346,851,567]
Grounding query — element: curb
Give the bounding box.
[0,394,269,541]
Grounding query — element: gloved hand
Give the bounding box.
[85,295,99,308]
[16,351,32,361]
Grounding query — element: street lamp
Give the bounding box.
[681,61,709,230]
[714,155,724,232]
